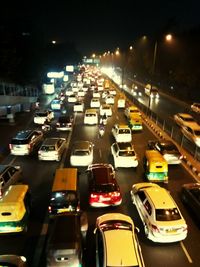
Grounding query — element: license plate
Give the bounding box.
[57,208,70,213]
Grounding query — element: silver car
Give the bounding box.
[38,138,66,161]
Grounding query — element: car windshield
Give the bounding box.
[119,150,135,156]
[100,220,132,231]
[36,112,48,117]
[156,208,181,221]
[95,183,117,193]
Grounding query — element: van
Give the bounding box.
[48,168,80,216]
[0,185,30,234]
[46,213,88,267]
[144,150,168,183]
[84,108,98,125]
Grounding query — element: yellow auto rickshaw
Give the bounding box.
[144,150,168,183]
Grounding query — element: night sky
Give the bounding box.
[1,0,200,55]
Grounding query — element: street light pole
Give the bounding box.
[148,41,158,112]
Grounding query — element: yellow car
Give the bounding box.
[128,114,143,131]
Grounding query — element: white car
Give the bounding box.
[112,124,132,142]
[38,138,66,161]
[117,98,125,108]
[34,110,54,124]
[73,101,84,112]
[93,91,101,98]
[77,90,85,97]
[65,90,74,96]
[70,141,94,166]
[90,98,100,108]
[181,123,200,147]
[100,104,112,116]
[110,89,116,95]
[94,213,145,267]
[174,113,196,127]
[68,94,77,103]
[105,95,114,105]
[130,182,188,243]
[111,142,138,168]
[191,103,200,113]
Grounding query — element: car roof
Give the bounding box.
[144,187,176,209]
[42,138,61,146]
[185,122,200,130]
[73,141,92,150]
[105,230,139,266]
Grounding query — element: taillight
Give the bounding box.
[9,144,13,150]
[179,155,183,160]
[48,206,52,212]
[151,224,160,233]
[28,143,32,150]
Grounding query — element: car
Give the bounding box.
[181,123,200,147]
[181,183,200,222]
[124,105,141,118]
[9,130,43,156]
[0,255,27,267]
[105,95,114,105]
[65,89,74,96]
[87,163,122,207]
[77,89,85,97]
[111,142,138,168]
[90,98,100,108]
[46,213,88,267]
[50,99,62,110]
[0,164,22,194]
[109,88,116,95]
[73,101,84,112]
[173,113,196,127]
[130,182,188,243]
[70,141,94,166]
[38,137,66,161]
[93,91,101,98]
[84,109,98,125]
[112,124,132,142]
[147,140,183,164]
[94,213,145,267]
[191,102,200,113]
[33,110,54,124]
[56,115,73,131]
[68,94,77,103]
[99,104,112,116]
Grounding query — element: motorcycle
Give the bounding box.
[100,115,107,125]
[99,125,105,137]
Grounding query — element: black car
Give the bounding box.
[46,213,88,266]
[0,164,22,194]
[147,140,183,164]
[56,115,73,131]
[181,183,200,222]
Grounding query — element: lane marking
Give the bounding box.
[180,241,193,264]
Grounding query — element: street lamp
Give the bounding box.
[148,34,173,111]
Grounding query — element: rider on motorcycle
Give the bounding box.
[99,124,105,137]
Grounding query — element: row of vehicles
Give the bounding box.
[1,66,199,267]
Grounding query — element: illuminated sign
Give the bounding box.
[66,65,74,72]
[47,71,64,78]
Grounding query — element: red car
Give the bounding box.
[87,163,122,207]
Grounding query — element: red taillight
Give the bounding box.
[28,143,32,150]
[9,144,12,150]
[180,155,183,160]
[151,224,160,233]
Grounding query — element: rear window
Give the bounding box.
[156,208,181,221]
[100,220,132,231]
[35,112,48,117]
[50,191,78,206]
[119,129,130,134]
[86,113,96,117]
[40,145,55,151]
[11,138,29,144]
[119,150,135,157]
[95,183,117,193]
[73,150,90,156]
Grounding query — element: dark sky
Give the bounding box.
[2,0,200,55]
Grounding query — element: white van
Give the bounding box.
[84,109,98,125]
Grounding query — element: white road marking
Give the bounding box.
[180,241,193,263]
